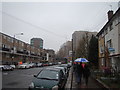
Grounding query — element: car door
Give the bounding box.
[59,70,66,88]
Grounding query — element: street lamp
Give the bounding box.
[12,32,23,65]
[14,33,23,39]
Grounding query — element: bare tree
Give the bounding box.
[104,44,110,67]
[76,32,89,59]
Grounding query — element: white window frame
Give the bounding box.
[101,58,104,66]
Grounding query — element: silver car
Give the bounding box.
[17,63,30,69]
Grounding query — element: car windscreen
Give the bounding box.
[37,70,59,80]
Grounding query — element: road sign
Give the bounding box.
[108,48,115,52]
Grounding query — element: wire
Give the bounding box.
[1,10,66,39]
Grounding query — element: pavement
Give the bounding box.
[65,66,109,90]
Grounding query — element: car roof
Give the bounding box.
[44,67,62,72]
[54,66,64,69]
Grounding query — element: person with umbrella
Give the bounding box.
[83,63,91,86]
[76,62,83,85]
[74,58,89,85]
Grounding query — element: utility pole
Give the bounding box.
[70,38,74,90]
[72,39,74,65]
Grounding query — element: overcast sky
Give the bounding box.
[1,1,119,52]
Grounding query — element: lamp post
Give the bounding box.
[12,32,23,65]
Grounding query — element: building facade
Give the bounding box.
[30,38,43,49]
[97,8,120,71]
[0,32,55,65]
[57,41,72,63]
[72,31,97,58]
[46,49,55,63]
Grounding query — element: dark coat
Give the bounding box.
[76,64,83,75]
[83,65,90,77]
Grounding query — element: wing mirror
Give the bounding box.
[34,75,37,77]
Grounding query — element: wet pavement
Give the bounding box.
[65,67,108,90]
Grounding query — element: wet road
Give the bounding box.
[2,67,49,88]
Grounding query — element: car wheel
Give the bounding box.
[1,68,3,71]
[11,68,13,71]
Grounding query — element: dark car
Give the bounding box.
[29,68,66,90]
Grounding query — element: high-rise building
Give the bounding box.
[72,31,97,53]
[57,41,72,63]
[30,38,43,49]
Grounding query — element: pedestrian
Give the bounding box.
[73,62,77,72]
[73,62,78,83]
[83,64,90,86]
[76,62,83,85]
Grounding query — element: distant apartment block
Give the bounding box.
[30,38,43,49]
[58,41,72,63]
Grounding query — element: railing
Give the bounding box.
[91,69,120,88]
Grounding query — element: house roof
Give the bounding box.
[97,7,120,37]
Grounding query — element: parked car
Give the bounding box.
[53,66,68,79]
[42,63,49,66]
[49,63,53,66]
[67,63,72,68]
[29,63,36,68]
[1,65,14,71]
[10,65,16,69]
[37,63,43,67]
[17,63,30,69]
[59,64,69,76]
[0,65,4,71]
[29,68,66,90]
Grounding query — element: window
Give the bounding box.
[104,28,108,35]
[22,42,24,47]
[6,54,10,58]
[2,44,5,48]
[118,16,120,23]
[101,58,104,66]
[37,70,59,80]
[3,35,6,39]
[115,18,118,25]
[31,40,34,45]
[31,46,34,49]
[109,22,113,31]
[11,38,13,43]
[102,32,104,37]
[19,41,22,45]
[7,37,10,42]
[100,45,104,53]
[15,40,18,43]
[107,39,112,48]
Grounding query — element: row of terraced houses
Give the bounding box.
[0,32,55,65]
[97,8,120,71]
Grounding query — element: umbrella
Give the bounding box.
[74,58,89,62]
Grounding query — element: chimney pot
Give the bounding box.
[107,10,113,20]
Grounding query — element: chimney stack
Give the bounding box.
[107,10,113,20]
